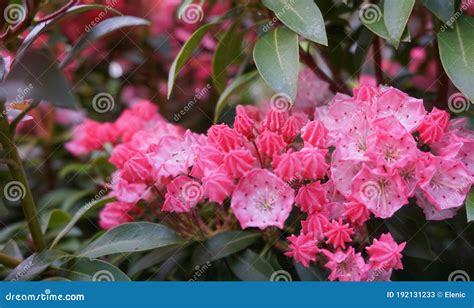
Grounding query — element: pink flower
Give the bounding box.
[112,175,152,204]
[99,202,135,230]
[234,110,255,139]
[352,166,409,218]
[190,145,223,179]
[417,107,450,145]
[295,181,328,213]
[109,144,136,168]
[263,109,288,133]
[418,156,472,210]
[65,120,118,155]
[224,149,256,178]
[202,171,234,204]
[282,113,308,143]
[344,201,370,226]
[129,100,159,120]
[322,248,366,281]
[324,219,354,249]
[301,120,327,148]
[162,176,203,213]
[231,169,294,229]
[272,151,303,181]
[121,152,156,184]
[298,147,328,180]
[284,233,318,267]
[301,213,329,242]
[257,130,286,158]
[366,233,406,270]
[207,124,243,152]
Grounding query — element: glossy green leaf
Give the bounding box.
[386,221,436,261]
[168,23,215,98]
[466,187,474,222]
[60,16,150,68]
[128,244,184,277]
[4,49,78,107]
[253,26,299,101]
[78,222,182,259]
[294,261,328,281]
[63,257,130,281]
[1,240,23,261]
[192,231,260,266]
[213,70,259,123]
[14,4,122,63]
[361,7,411,44]
[6,250,69,281]
[212,21,245,93]
[228,249,274,281]
[420,0,455,24]
[383,0,415,48]
[438,16,474,102]
[353,27,375,73]
[262,0,327,45]
[41,209,71,234]
[50,197,115,249]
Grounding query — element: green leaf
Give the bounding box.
[212,21,245,93]
[1,240,23,261]
[294,261,328,281]
[386,221,436,261]
[466,188,474,222]
[50,197,115,249]
[60,16,150,68]
[41,209,71,234]
[14,4,122,63]
[253,26,299,101]
[438,16,474,102]
[192,231,260,266]
[62,257,130,281]
[6,250,69,281]
[227,249,274,281]
[353,27,375,73]
[262,0,327,45]
[128,244,184,277]
[420,0,455,24]
[168,23,216,98]
[383,0,415,48]
[213,70,259,123]
[4,49,78,108]
[78,222,182,259]
[361,6,411,44]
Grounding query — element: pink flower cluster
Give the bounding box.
[66,85,474,281]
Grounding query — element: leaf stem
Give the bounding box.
[0,103,46,251]
[0,252,21,269]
